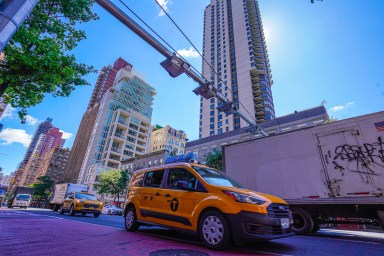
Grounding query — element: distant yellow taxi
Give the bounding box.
[59,192,103,218]
[123,154,293,250]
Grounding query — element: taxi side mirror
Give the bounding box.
[69,195,74,199]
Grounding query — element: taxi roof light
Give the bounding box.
[164,152,200,165]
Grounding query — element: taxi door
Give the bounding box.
[62,192,74,210]
[157,167,207,230]
[137,169,166,224]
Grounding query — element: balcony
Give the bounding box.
[109,154,121,161]
[118,119,128,126]
[114,133,124,139]
[110,147,122,154]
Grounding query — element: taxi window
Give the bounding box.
[167,168,204,191]
[143,170,164,187]
[131,172,145,187]
[192,166,244,188]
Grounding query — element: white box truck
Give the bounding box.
[223,111,384,234]
[50,183,88,211]
[7,186,34,209]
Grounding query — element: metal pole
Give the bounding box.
[94,0,172,58]
[0,0,39,52]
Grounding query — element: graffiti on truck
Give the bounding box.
[324,137,384,182]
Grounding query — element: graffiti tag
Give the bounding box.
[327,137,384,182]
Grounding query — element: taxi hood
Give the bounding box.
[214,185,288,205]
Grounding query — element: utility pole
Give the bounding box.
[0,0,39,52]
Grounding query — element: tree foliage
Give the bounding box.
[325,116,338,124]
[93,169,129,202]
[0,0,98,121]
[205,151,223,171]
[32,175,54,200]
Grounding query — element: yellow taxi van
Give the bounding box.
[123,153,293,250]
[59,192,103,217]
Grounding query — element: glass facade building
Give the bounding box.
[77,66,156,197]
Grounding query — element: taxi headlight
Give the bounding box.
[223,191,266,205]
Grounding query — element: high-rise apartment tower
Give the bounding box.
[20,118,54,165]
[63,58,131,183]
[77,65,156,196]
[200,0,275,138]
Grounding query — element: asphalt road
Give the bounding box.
[1,208,384,256]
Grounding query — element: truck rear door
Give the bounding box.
[317,127,384,197]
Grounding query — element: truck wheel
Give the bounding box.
[69,205,75,216]
[125,206,139,231]
[198,210,230,250]
[59,205,64,214]
[291,208,314,235]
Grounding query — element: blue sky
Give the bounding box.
[1,0,383,175]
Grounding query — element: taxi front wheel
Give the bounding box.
[199,210,230,250]
[59,205,64,215]
[69,205,75,216]
[125,206,139,231]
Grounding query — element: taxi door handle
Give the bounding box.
[154,192,160,196]
[163,193,171,197]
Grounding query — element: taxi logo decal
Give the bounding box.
[170,198,178,211]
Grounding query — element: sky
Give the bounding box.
[1,0,383,175]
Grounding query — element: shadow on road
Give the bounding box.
[138,226,297,254]
[244,240,296,254]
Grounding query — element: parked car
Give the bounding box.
[123,153,294,250]
[102,204,123,216]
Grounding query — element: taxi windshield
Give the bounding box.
[192,166,244,188]
[75,193,97,200]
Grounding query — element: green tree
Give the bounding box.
[205,150,223,171]
[94,169,129,202]
[0,0,98,121]
[32,175,54,205]
[325,116,338,124]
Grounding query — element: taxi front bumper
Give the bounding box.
[226,210,294,242]
[75,204,102,213]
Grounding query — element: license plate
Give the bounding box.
[280,218,290,229]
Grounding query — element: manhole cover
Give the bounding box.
[149,249,209,256]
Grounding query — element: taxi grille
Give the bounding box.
[83,204,99,208]
[246,224,292,235]
[267,204,290,218]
